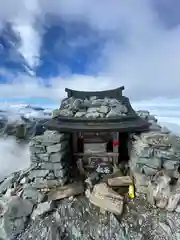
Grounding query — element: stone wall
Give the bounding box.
[29,130,71,189]
[129,122,180,210]
[53,96,128,118]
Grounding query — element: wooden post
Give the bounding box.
[113,132,119,165]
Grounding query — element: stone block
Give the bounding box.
[142,166,158,176]
[135,157,161,169]
[48,181,84,201]
[0,196,33,219]
[23,185,45,204]
[31,201,54,220]
[28,170,49,179]
[132,141,153,158]
[89,183,124,215]
[32,177,68,189]
[154,148,177,160]
[0,175,14,195]
[32,131,68,145]
[49,151,67,163]
[108,176,132,187]
[53,169,67,178]
[163,160,179,171]
[0,216,25,240]
[41,162,65,171]
[29,145,46,154]
[46,141,68,153]
[35,153,49,162]
[166,193,180,212]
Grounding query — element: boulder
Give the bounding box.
[0,196,33,219]
[89,183,124,215]
[31,201,54,220]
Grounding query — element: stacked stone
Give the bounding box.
[136,110,162,131]
[29,130,71,189]
[130,131,180,191]
[54,96,128,119]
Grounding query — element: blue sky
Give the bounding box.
[0,0,180,104]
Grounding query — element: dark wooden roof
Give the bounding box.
[44,86,150,132]
[65,86,124,99]
[44,116,150,132]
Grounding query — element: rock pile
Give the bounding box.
[130,131,180,177]
[0,196,34,239]
[130,126,180,211]
[29,130,71,189]
[54,96,129,118]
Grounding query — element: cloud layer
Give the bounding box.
[0,0,180,101]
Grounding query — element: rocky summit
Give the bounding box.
[1,109,180,239]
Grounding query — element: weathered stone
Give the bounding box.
[142,166,158,176]
[152,174,171,207]
[0,216,25,240]
[140,132,172,147]
[59,109,74,117]
[154,148,177,160]
[44,131,69,145]
[49,151,67,163]
[44,224,63,240]
[74,111,86,117]
[32,177,68,189]
[166,193,180,212]
[23,186,45,203]
[0,175,14,195]
[85,112,103,118]
[89,183,124,215]
[48,181,84,201]
[31,201,54,220]
[108,176,132,187]
[106,108,125,118]
[29,145,46,154]
[46,141,68,153]
[146,181,155,205]
[41,162,65,171]
[87,107,99,113]
[29,170,49,179]
[0,196,33,219]
[132,141,153,158]
[99,105,109,114]
[156,198,168,209]
[53,169,67,178]
[163,160,179,171]
[175,204,180,213]
[36,153,49,161]
[133,171,149,194]
[85,172,100,189]
[135,157,161,169]
[136,110,150,117]
[70,98,82,110]
[46,171,55,180]
[30,154,39,162]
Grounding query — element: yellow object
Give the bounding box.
[128,184,135,199]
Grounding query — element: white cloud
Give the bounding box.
[0,137,30,179]
[0,0,180,99]
[0,0,41,70]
